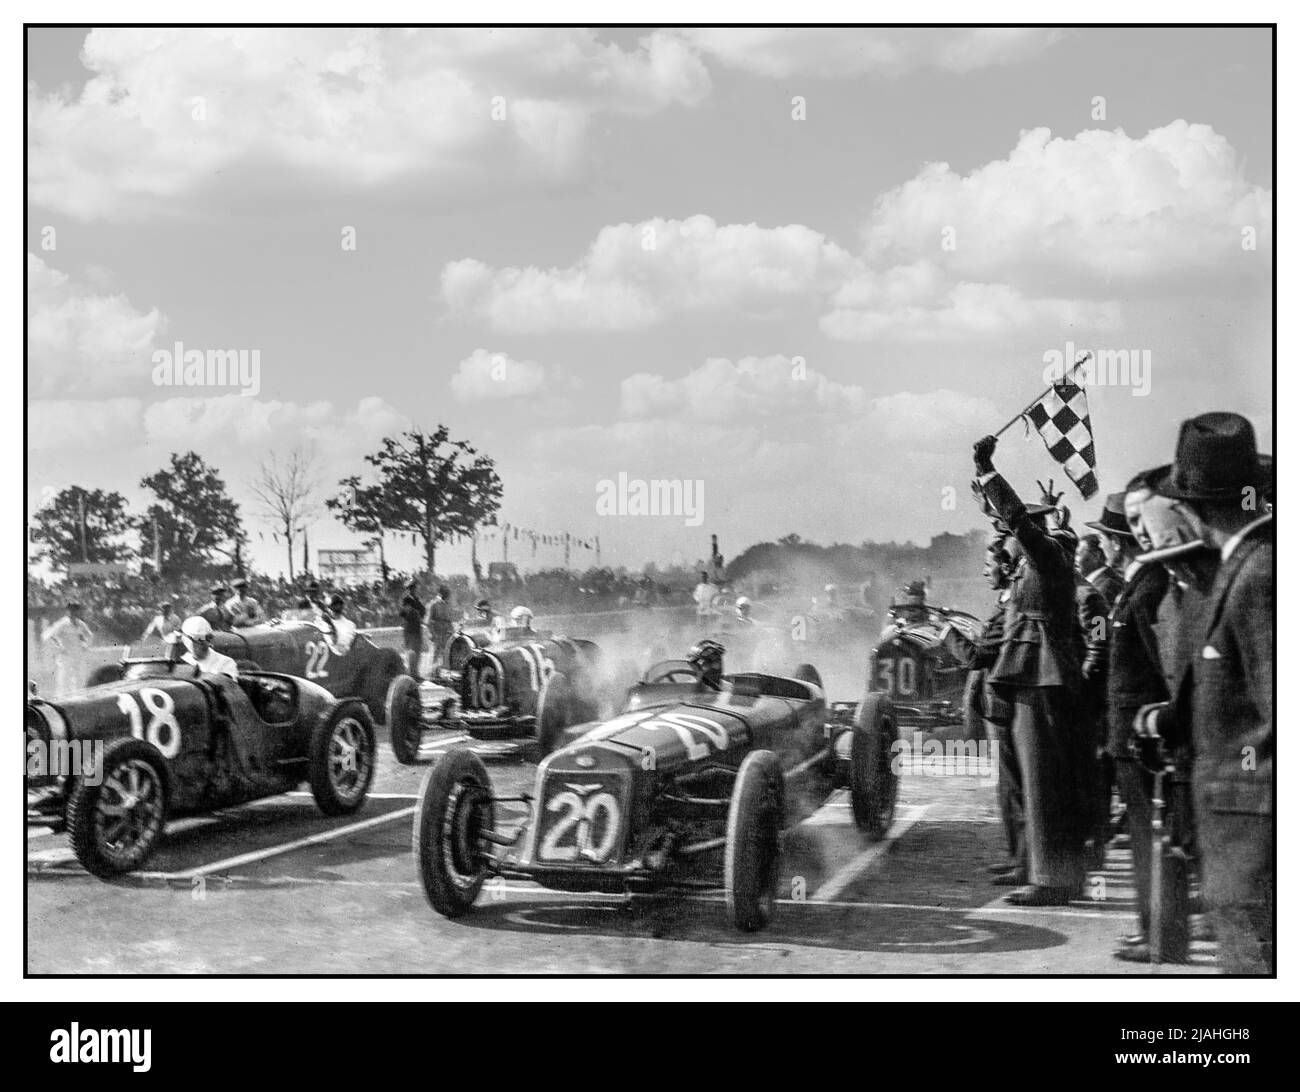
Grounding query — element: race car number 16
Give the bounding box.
[116,688,182,758]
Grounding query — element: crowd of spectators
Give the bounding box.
[26,567,696,645]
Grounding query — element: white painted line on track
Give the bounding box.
[811,803,930,902]
[157,806,417,881]
[26,815,222,863]
[421,734,470,751]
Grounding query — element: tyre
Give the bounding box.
[368,649,406,722]
[793,663,823,689]
[85,664,125,688]
[386,674,424,765]
[724,750,785,932]
[67,737,169,877]
[308,700,376,816]
[413,749,496,918]
[535,672,572,758]
[849,693,898,841]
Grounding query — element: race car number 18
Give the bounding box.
[116,688,182,758]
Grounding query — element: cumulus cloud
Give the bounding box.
[616,357,995,452]
[676,28,1061,79]
[821,262,1121,342]
[29,398,144,453]
[861,122,1271,292]
[142,394,405,448]
[621,355,870,422]
[27,253,165,397]
[450,349,550,401]
[441,215,854,332]
[28,28,711,219]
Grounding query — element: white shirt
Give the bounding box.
[693,582,717,615]
[44,615,92,655]
[143,613,180,640]
[225,594,261,626]
[323,616,357,656]
[183,649,240,679]
[1221,513,1272,561]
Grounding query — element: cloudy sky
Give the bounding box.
[26,26,1273,576]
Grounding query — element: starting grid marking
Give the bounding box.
[27,793,1156,933]
[811,804,929,901]
[26,795,418,876]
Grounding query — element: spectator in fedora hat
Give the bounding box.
[1148,412,1273,973]
[1082,498,1128,606]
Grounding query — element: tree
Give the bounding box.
[325,475,393,581]
[31,486,132,569]
[357,426,502,575]
[138,452,245,576]
[250,446,322,581]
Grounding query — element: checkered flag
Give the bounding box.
[1024,380,1098,499]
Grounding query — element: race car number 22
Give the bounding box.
[116,688,182,758]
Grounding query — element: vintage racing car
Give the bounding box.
[388,630,607,764]
[869,600,984,738]
[412,660,898,931]
[87,619,408,727]
[26,661,376,877]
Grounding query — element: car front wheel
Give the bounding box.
[850,693,899,841]
[413,749,496,918]
[724,750,785,932]
[386,674,424,765]
[67,738,169,877]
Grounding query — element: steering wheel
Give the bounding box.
[642,662,699,685]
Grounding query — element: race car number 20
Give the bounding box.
[115,688,182,758]
[539,785,621,863]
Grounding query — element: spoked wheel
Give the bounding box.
[414,749,496,918]
[309,700,376,815]
[67,738,168,877]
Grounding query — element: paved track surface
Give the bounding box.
[27,725,1218,975]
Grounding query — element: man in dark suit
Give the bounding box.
[399,580,426,681]
[973,435,1087,904]
[1096,477,1173,962]
[1146,413,1273,974]
[1075,552,1111,868]
[970,534,1023,881]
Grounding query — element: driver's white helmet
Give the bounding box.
[509,605,534,627]
[735,596,752,613]
[181,615,213,639]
